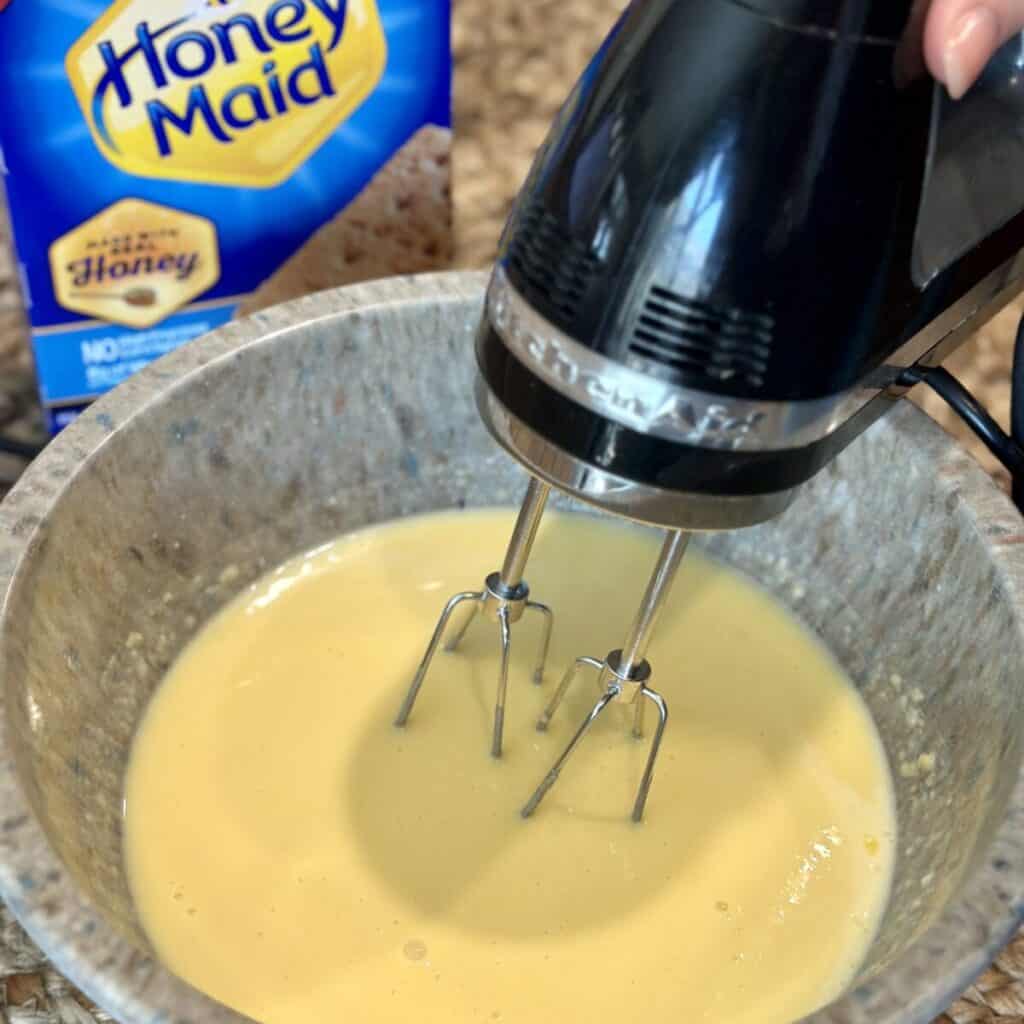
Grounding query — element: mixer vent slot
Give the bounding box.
[507,200,600,321]
[630,286,774,389]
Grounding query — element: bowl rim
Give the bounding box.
[0,270,1021,1024]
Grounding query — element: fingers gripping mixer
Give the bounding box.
[401,0,1024,818]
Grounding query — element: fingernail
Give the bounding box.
[943,6,999,99]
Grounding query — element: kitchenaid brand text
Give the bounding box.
[89,1,347,158]
[488,278,768,450]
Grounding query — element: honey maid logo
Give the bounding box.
[66,0,388,187]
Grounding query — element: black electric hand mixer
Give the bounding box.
[397,0,1024,820]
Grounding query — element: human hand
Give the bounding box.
[925,0,1024,98]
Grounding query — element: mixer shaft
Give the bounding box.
[523,530,688,822]
[394,477,554,758]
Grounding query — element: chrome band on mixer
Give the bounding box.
[475,378,799,531]
[486,265,867,452]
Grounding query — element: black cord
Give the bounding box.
[1012,312,1024,511]
[901,364,1024,491]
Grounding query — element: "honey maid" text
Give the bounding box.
[90,0,348,158]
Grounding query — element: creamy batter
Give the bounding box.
[125,509,895,1024]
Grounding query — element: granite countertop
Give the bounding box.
[0,1,1023,1021]
[0,202,48,497]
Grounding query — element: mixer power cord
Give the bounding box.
[901,311,1024,515]
[1013,314,1024,512]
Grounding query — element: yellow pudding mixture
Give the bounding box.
[125,509,895,1024]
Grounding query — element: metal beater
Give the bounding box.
[396,467,687,822]
[394,477,554,758]
[522,530,688,823]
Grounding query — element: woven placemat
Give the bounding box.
[1,0,1023,1020]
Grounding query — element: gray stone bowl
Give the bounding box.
[0,271,1023,1024]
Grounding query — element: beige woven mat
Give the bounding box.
[1,0,1024,1020]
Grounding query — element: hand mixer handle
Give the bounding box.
[494,0,928,405]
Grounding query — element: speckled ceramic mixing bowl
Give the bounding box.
[0,272,1023,1023]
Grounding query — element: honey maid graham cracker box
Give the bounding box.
[0,0,452,433]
